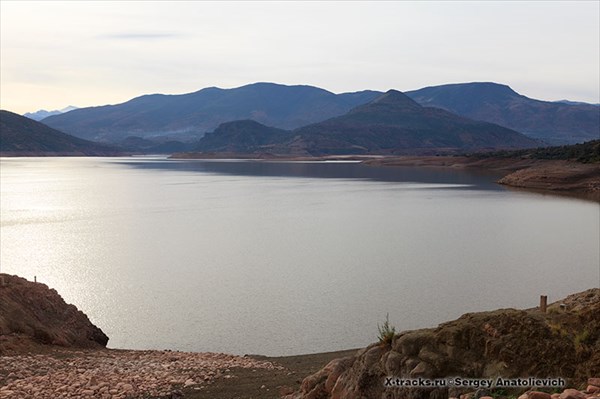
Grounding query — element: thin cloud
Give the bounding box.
[98,32,183,40]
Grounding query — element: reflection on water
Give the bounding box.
[1,156,598,356]
[116,157,506,189]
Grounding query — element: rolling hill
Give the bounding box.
[196,120,292,154]
[287,90,539,155]
[41,83,382,142]
[191,90,539,156]
[0,110,121,156]
[406,82,600,144]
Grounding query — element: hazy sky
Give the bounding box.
[1,1,599,114]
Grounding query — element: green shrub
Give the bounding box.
[378,313,396,346]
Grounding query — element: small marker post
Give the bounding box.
[540,295,548,313]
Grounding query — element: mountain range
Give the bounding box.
[195,90,538,155]
[41,83,381,142]
[24,106,78,121]
[405,83,599,144]
[0,110,121,156]
[39,82,598,146]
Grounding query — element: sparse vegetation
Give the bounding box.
[574,329,591,351]
[546,321,569,338]
[469,139,600,163]
[377,313,396,346]
[490,388,509,399]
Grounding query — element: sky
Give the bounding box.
[1,1,599,114]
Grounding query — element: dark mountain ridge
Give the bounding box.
[193,90,539,156]
[196,120,292,154]
[0,110,121,156]
[406,82,600,144]
[287,90,538,155]
[40,81,597,146]
[41,83,382,142]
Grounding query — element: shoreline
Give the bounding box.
[0,343,360,399]
[2,273,598,398]
[171,152,600,202]
[364,155,600,202]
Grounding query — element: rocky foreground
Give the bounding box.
[0,274,108,353]
[0,274,282,398]
[286,289,600,399]
[0,348,280,398]
[1,274,599,399]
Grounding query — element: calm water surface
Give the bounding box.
[1,156,598,356]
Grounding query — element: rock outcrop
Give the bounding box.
[497,161,600,201]
[0,274,108,353]
[287,289,600,399]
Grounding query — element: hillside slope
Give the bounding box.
[406,82,600,144]
[41,83,382,142]
[0,274,108,354]
[196,120,292,153]
[187,90,539,156]
[288,289,600,399]
[0,110,121,156]
[286,90,539,155]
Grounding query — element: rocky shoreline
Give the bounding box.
[0,348,281,399]
[286,288,600,399]
[2,277,599,399]
[363,156,600,202]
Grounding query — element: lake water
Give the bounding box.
[1,156,598,356]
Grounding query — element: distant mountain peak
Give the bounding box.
[372,90,421,108]
[420,82,520,98]
[406,82,600,144]
[24,106,79,121]
[467,82,519,96]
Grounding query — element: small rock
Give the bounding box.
[261,384,267,389]
[586,385,600,394]
[518,394,529,399]
[560,389,586,399]
[121,383,134,392]
[410,361,430,377]
[184,378,196,387]
[529,392,552,399]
